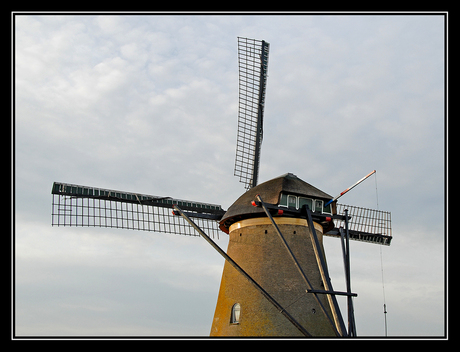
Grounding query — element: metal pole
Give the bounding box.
[338,227,351,336]
[304,206,347,336]
[384,303,388,337]
[325,170,376,206]
[172,205,311,337]
[256,195,342,337]
[344,209,357,336]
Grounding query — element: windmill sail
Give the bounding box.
[51,182,225,239]
[325,204,392,245]
[234,37,270,190]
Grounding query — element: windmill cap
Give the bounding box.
[219,173,332,233]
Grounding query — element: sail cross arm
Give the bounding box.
[234,37,270,190]
[51,182,225,239]
[326,203,392,246]
[324,228,392,246]
[51,182,225,214]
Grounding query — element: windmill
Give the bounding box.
[51,37,392,337]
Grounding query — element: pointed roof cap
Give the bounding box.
[219,173,332,233]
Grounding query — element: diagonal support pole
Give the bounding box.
[341,209,357,336]
[304,206,347,336]
[255,195,342,337]
[172,204,312,337]
[339,227,353,336]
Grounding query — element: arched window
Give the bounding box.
[230,303,241,324]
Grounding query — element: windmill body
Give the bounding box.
[51,37,392,337]
[211,173,338,336]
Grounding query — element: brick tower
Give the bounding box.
[210,173,341,337]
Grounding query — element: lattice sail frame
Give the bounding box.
[51,182,225,239]
[234,37,270,190]
[326,204,392,245]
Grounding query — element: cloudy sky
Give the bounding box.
[14,13,446,338]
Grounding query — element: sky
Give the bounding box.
[14,13,446,338]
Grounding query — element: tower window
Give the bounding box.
[314,200,323,213]
[323,202,332,215]
[299,197,313,211]
[278,193,332,215]
[230,303,241,324]
[288,195,297,208]
[279,193,288,207]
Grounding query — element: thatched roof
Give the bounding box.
[219,173,332,233]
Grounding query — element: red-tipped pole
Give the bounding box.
[325,170,376,206]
